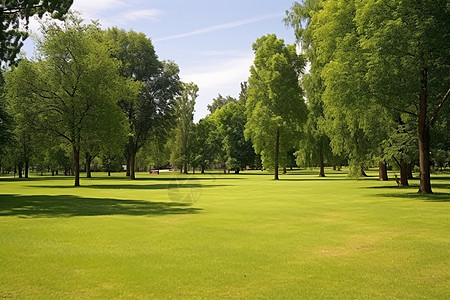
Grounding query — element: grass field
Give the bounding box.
[1,169,449,299]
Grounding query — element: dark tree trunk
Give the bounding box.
[192,168,195,174]
[18,163,23,178]
[398,161,409,187]
[378,160,388,181]
[283,166,287,174]
[73,145,80,187]
[418,68,432,193]
[85,152,92,178]
[108,171,111,176]
[24,159,29,178]
[274,128,280,180]
[235,169,240,174]
[201,166,205,174]
[126,155,131,177]
[223,164,227,174]
[52,170,55,176]
[183,162,188,174]
[407,163,413,179]
[129,152,136,180]
[360,165,368,177]
[319,149,325,177]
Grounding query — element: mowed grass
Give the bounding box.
[0,169,449,299]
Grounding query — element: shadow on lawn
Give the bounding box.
[0,194,202,218]
[376,192,450,202]
[31,183,227,190]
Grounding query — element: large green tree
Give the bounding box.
[0,0,73,64]
[355,0,450,193]
[105,28,181,180]
[5,15,133,186]
[214,101,255,174]
[245,34,307,180]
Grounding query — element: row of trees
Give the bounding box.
[1,2,449,194]
[1,14,181,186]
[282,0,450,193]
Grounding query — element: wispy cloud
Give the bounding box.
[72,0,127,14]
[155,13,284,42]
[122,9,163,21]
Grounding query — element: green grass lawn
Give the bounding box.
[1,169,449,299]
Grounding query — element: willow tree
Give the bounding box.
[245,34,307,180]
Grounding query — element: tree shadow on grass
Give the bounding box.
[30,183,227,190]
[0,194,202,218]
[376,192,450,202]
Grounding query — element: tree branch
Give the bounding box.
[428,88,450,126]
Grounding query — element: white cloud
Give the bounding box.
[155,13,283,42]
[122,9,163,21]
[72,0,127,14]
[181,54,254,121]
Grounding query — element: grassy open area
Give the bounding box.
[0,169,449,299]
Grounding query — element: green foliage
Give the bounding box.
[189,115,220,172]
[245,34,307,178]
[214,101,255,172]
[207,94,236,114]
[105,28,181,179]
[170,82,198,173]
[4,14,133,185]
[0,0,73,64]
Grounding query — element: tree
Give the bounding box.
[0,0,73,65]
[245,34,307,180]
[105,28,181,180]
[207,94,236,114]
[0,73,13,162]
[171,82,198,174]
[214,101,255,174]
[355,0,450,193]
[5,15,133,186]
[189,115,220,173]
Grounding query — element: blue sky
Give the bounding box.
[25,0,298,121]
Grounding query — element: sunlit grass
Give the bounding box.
[0,169,449,299]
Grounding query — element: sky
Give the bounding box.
[24,0,298,122]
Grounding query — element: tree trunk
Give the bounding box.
[398,161,409,187]
[407,163,413,179]
[235,169,240,174]
[201,166,205,174]
[418,68,432,193]
[192,168,195,174]
[274,128,280,180]
[73,145,80,187]
[126,155,131,177]
[85,152,92,178]
[183,162,188,174]
[360,165,368,177]
[24,159,29,178]
[18,163,23,178]
[319,149,325,177]
[378,160,388,181]
[129,152,136,180]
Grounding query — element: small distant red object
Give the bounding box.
[150,170,159,175]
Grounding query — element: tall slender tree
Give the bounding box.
[245,34,307,180]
